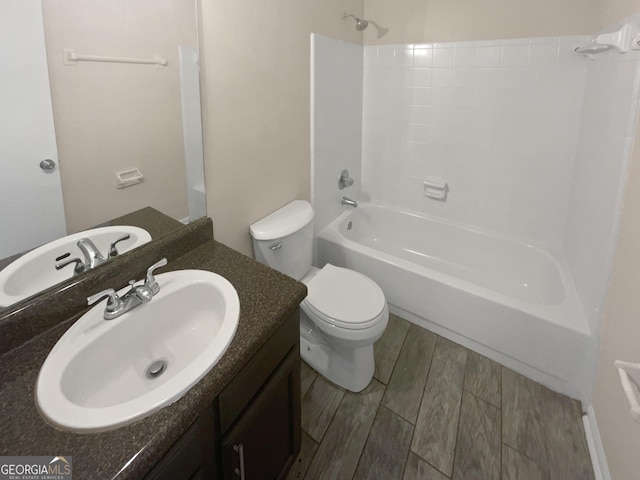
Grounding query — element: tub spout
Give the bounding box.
[341,196,358,208]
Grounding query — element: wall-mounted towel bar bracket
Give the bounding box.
[63,48,167,67]
[614,360,640,424]
[574,22,640,55]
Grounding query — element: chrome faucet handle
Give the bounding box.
[338,169,354,189]
[145,258,168,295]
[55,253,86,275]
[55,257,86,274]
[87,288,124,318]
[108,233,131,258]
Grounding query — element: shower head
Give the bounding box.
[343,12,369,31]
[355,18,369,31]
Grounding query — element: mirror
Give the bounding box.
[0,0,205,305]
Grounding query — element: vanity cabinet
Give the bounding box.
[220,349,299,479]
[145,310,301,480]
[144,407,217,480]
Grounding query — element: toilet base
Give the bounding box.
[300,322,375,393]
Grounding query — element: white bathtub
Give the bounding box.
[317,202,591,398]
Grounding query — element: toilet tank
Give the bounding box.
[249,200,314,281]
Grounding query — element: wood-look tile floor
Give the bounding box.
[287,314,595,480]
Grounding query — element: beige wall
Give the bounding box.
[598,0,640,29]
[363,0,601,45]
[42,0,195,233]
[592,120,640,480]
[199,0,363,256]
[591,5,640,479]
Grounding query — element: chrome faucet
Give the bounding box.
[87,258,168,320]
[77,238,107,269]
[341,196,358,208]
[55,233,131,275]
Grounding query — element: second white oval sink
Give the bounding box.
[36,269,240,432]
[0,226,151,306]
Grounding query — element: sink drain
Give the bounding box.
[146,360,167,379]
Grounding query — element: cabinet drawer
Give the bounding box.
[217,309,298,434]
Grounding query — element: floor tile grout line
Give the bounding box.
[501,365,506,480]
[380,325,435,427]
[502,437,549,470]
[300,432,320,480]
[448,345,503,480]
[315,381,345,446]
[380,320,411,387]
[500,366,515,480]
[302,371,318,399]
[499,367,503,480]
[406,334,456,480]
[300,371,345,480]
[449,356,472,480]
[398,423,416,480]
[501,440,553,480]
[500,367,552,477]
[404,329,438,449]
[386,403,419,426]
[540,387,556,480]
[349,389,386,480]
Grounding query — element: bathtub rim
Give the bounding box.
[319,201,590,337]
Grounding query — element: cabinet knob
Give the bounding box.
[233,444,246,480]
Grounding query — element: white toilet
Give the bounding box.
[250,200,388,392]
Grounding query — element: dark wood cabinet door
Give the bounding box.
[221,350,301,480]
[144,406,216,480]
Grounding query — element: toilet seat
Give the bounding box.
[302,264,386,330]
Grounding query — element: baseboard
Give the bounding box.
[583,405,611,480]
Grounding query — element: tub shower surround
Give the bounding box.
[564,37,640,336]
[362,31,640,339]
[362,36,591,249]
[311,34,363,235]
[312,19,640,400]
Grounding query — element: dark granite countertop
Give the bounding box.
[0,240,306,479]
[96,206,185,240]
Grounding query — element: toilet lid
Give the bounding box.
[303,264,386,329]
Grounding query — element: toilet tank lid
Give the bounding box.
[249,200,314,240]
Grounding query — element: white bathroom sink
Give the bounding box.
[35,269,240,432]
[0,226,151,306]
